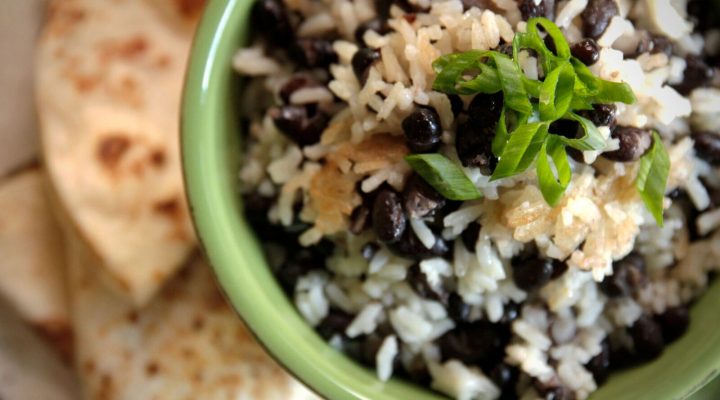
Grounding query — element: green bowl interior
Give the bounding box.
[182,1,720,398]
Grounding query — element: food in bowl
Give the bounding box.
[232,0,720,398]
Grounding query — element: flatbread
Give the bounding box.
[0,168,72,356]
[67,232,319,400]
[0,297,80,400]
[35,0,200,305]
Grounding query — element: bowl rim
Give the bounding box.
[181,1,720,399]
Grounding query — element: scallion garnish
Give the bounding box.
[407,17,671,224]
[404,154,482,201]
[636,132,670,226]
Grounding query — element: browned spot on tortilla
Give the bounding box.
[34,322,74,364]
[191,315,205,331]
[127,311,139,324]
[46,2,86,37]
[192,371,203,383]
[154,198,180,217]
[154,54,172,69]
[99,36,149,63]
[97,135,131,170]
[145,362,160,376]
[173,0,206,19]
[73,74,101,93]
[150,149,166,167]
[84,359,96,374]
[97,374,114,400]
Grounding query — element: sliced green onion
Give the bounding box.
[491,122,549,181]
[636,132,670,226]
[556,112,606,151]
[492,107,511,156]
[591,79,637,105]
[488,52,533,115]
[513,32,554,73]
[570,58,636,105]
[537,135,572,206]
[405,154,482,201]
[527,17,571,59]
[432,51,502,95]
[539,61,576,121]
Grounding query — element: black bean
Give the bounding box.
[519,0,555,21]
[512,257,554,291]
[609,345,638,370]
[656,305,690,343]
[388,228,450,260]
[674,56,715,95]
[468,91,504,127]
[354,18,391,45]
[497,42,514,57]
[372,189,407,243]
[276,258,317,293]
[402,174,447,219]
[693,132,720,165]
[352,48,381,84]
[585,340,610,385]
[599,252,647,297]
[461,222,482,251]
[402,108,443,153]
[448,94,464,116]
[317,309,354,340]
[312,238,336,258]
[270,105,328,146]
[630,314,665,360]
[456,122,497,174]
[578,103,617,128]
[438,321,510,368]
[289,39,338,68]
[447,293,471,322]
[346,332,393,367]
[490,363,520,398]
[549,119,580,138]
[581,0,618,39]
[499,302,521,325]
[402,355,432,386]
[252,0,294,45]
[687,0,720,32]
[374,0,416,20]
[550,259,569,279]
[361,242,380,260]
[571,38,600,66]
[537,385,575,400]
[407,264,445,301]
[544,34,558,56]
[279,74,319,104]
[602,126,653,162]
[649,35,673,56]
[634,33,673,58]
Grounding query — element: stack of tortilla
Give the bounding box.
[0,0,318,398]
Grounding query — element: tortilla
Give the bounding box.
[35,0,201,305]
[0,297,81,400]
[66,232,319,400]
[0,168,72,356]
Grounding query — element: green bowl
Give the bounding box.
[181,1,720,398]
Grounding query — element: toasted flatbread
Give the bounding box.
[66,233,319,400]
[0,168,72,356]
[35,0,201,305]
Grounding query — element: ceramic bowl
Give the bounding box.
[182,1,720,398]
